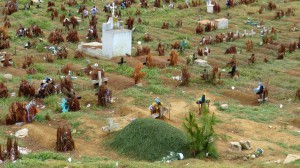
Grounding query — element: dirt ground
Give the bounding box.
[7,88,298,165]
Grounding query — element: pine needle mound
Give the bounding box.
[109,118,189,161]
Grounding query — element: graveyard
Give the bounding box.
[0,0,300,167]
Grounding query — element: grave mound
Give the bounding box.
[109,118,189,161]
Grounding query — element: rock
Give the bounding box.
[18,147,32,155]
[177,153,184,160]
[283,154,300,164]
[11,92,16,97]
[172,76,181,81]
[229,142,242,151]
[15,128,29,138]
[220,104,228,110]
[3,74,13,81]
[136,83,143,87]
[240,140,252,150]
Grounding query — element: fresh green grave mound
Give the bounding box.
[110,118,189,161]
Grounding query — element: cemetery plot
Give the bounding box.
[0,0,300,167]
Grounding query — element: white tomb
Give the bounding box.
[77,3,132,59]
[102,18,132,59]
[206,0,214,13]
[102,3,132,59]
[215,18,228,29]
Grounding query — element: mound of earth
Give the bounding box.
[109,118,189,161]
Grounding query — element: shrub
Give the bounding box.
[183,105,218,159]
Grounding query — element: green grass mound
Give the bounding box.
[109,118,189,161]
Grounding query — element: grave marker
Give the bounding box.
[206,0,214,13]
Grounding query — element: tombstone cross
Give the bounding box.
[92,71,108,87]
[110,3,117,17]
[97,71,102,86]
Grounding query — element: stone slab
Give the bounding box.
[195,59,209,67]
[77,42,103,58]
[283,154,300,164]
[215,18,228,29]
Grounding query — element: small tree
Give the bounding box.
[183,105,218,159]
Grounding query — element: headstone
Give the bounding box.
[240,140,252,150]
[207,2,214,13]
[283,154,300,164]
[215,18,228,29]
[230,142,242,151]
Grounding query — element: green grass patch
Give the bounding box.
[23,151,67,161]
[293,159,300,165]
[290,145,300,151]
[109,118,189,161]
[216,103,284,123]
[106,65,134,77]
[43,95,60,110]
[123,87,152,106]
[69,121,81,129]
[61,112,82,120]
[35,110,51,123]
[144,84,171,95]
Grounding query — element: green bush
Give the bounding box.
[109,118,189,161]
[183,105,219,159]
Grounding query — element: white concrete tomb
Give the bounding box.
[215,18,228,29]
[102,16,132,59]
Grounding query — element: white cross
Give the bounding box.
[92,71,108,86]
[110,3,117,17]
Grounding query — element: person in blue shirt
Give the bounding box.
[196,94,206,114]
[91,6,98,15]
[254,82,264,95]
